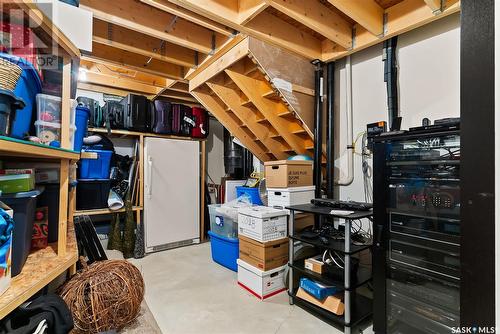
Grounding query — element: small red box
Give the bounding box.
[31,207,48,249]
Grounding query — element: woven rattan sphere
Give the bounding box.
[60,259,144,333]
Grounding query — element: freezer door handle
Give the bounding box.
[147,156,153,197]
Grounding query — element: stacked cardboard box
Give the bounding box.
[236,206,289,300]
[264,160,315,232]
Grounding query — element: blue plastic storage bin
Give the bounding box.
[78,150,113,179]
[0,53,42,139]
[208,230,239,272]
[74,105,90,151]
[236,186,263,205]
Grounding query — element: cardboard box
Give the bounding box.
[238,206,288,242]
[0,202,13,296]
[296,288,344,315]
[237,258,286,300]
[264,160,313,188]
[304,255,325,274]
[294,213,314,232]
[239,235,288,271]
[267,186,315,209]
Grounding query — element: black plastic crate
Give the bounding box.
[76,179,111,210]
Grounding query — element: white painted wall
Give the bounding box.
[335,13,460,202]
[206,117,225,185]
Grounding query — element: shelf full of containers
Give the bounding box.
[0,1,81,318]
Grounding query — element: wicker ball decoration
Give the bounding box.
[60,259,145,333]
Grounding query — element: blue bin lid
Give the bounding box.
[76,105,91,116]
[0,53,42,92]
[0,88,25,110]
[0,187,43,199]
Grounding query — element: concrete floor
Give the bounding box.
[120,242,374,334]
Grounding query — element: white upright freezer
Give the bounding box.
[144,137,200,253]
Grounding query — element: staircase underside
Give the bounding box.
[190,37,324,163]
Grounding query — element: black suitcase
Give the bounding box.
[77,96,102,127]
[152,99,172,134]
[103,100,124,130]
[172,104,194,136]
[121,94,148,132]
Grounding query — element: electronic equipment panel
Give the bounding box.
[372,127,460,334]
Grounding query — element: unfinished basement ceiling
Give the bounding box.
[75,0,462,159]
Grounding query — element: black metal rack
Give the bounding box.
[286,203,373,334]
[372,128,461,334]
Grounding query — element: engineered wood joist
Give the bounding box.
[92,19,197,68]
[80,0,225,54]
[84,43,186,79]
[169,0,460,62]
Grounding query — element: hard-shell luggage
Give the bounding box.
[103,100,124,130]
[121,94,148,132]
[146,100,154,133]
[172,104,194,136]
[76,97,102,128]
[191,107,209,138]
[152,99,172,134]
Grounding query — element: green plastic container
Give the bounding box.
[0,174,35,194]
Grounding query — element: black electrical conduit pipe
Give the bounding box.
[326,62,335,199]
[312,61,324,199]
[383,37,399,129]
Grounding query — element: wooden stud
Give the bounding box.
[87,43,186,79]
[80,0,222,53]
[57,160,69,256]
[267,0,352,49]
[327,0,384,36]
[92,19,197,68]
[207,82,289,159]
[192,89,269,161]
[200,140,206,241]
[139,135,144,208]
[225,69,308,155]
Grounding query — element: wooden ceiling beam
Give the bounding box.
[78,82,130,97]
[423,0,442,12]
[80,0,222,54]
[80,71,162,95]
[92,19,197,68]
[242,11,322,60]
[238,0,269,25]
[322,0,460,61]
[85,43,186,79]
[266,0,352,49]
[139,0,234,36]
[168,0,322,60]
[327,0,384,36]
[80,59,176,88]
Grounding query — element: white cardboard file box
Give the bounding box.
[237,258,286,300]
[238,206,288,242]
[267,186,315,209]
